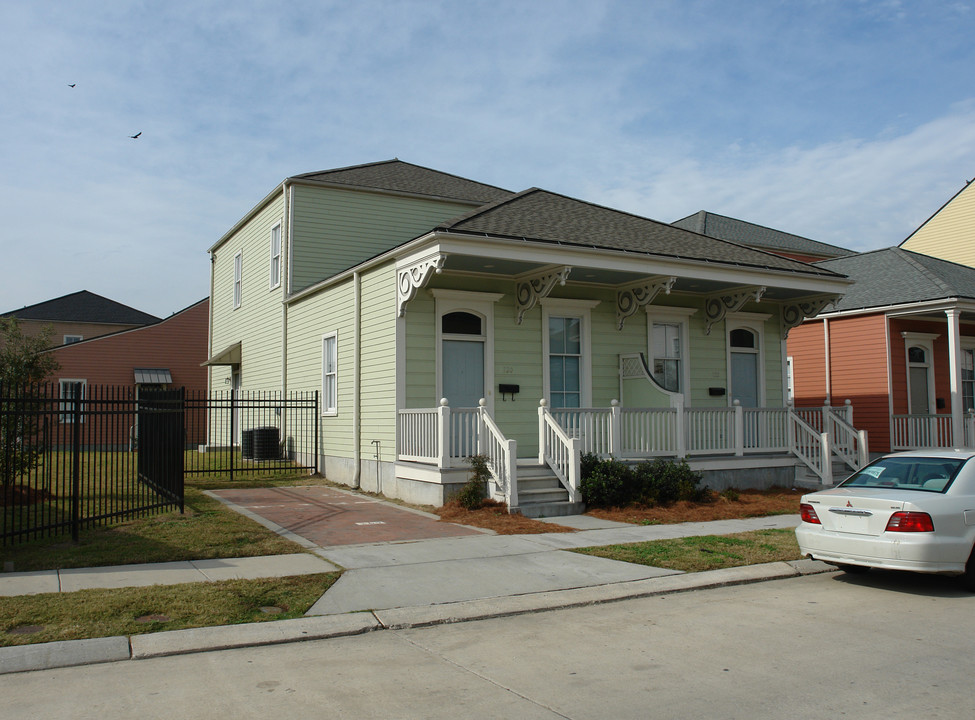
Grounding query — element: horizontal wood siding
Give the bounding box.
[788,320,827,405]
[210,195,285,393]
[290,186,474,292]
[50,300,209,394]
[359,264,397,461]
[901,181,975,266]
[286,280,355,457]
[828,314,890,451]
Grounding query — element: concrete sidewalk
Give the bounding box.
[0,554,340,597]
[0,512,821,675]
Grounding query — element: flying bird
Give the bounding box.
[68,83,76,88]
[129,132,141,139]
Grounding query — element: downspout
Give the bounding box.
[353,270,361,488]
[281,183,290,398]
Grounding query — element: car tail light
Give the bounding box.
[885,512,935,532]
[800,503,821,524]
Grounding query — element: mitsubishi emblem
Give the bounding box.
[846,500,853,507]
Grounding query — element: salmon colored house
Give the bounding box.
[788,249,975,454]
[45,298,209,446]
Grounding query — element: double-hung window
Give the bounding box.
[59,379,87,423]
[233,251,242,309]
[651,322,681,392]
[322,332,338,415]
[269,224,281,290]
[963,347,975,413]
[549,316,582,408]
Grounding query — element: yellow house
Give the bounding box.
[900,177,975,266]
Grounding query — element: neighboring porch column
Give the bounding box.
[946,308,963,445]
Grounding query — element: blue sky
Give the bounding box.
[2,0,974,318]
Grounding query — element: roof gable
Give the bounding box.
[292,159,513,205]
[438,189,842,278]
[1,291,160,325]
[673,211,852,258]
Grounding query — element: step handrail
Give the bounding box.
[477,400,518,508]
[826,410,868,471]
[538,401,581,502]
[789,409,833,486]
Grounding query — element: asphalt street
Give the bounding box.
[3,570,973,720]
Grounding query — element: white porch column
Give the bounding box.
[947,308,963,446]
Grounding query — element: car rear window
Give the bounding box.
[840,457,965,493]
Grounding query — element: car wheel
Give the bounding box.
[834,563,870,575]
[962,550,975,592]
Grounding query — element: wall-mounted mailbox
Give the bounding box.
[499,384,520,400]
[708,387,726,397]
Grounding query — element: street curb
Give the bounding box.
[0,560,835,675]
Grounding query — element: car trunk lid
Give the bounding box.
[804,490,906,536]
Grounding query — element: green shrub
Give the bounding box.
[455,454,489,510]
[580,456,708,508]
[721,487,740,502]
[580,456,634,508]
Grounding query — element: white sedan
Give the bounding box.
[796,450,975,590]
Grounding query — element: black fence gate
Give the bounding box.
[137,388,185,507]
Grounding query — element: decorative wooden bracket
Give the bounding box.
[397,253,445,317]
[515,266,572,324]
[616,276,677,330]
[704,286,766,334]
[780,294,842,337]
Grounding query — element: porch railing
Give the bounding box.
[827,411,869,471]
[396,400,517,506]
[892,414,954,450]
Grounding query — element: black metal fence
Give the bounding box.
[183,390,319,480]
[1,384,319,546]
[1,383,185,546]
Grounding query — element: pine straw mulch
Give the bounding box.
[586,488,803,525]
[0,485,56,507]
[436,488,803,534]
[435,499,578,534]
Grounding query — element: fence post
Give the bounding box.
[674,398,685,458]
[71,382,82,542]
[820,431,833,486]
[610,399,621,456]
[477,398,487,457]
[538,399,547,464]
[506,438,518,509]
[229,386,236,483]
[567,437,581,503]
[437,399,450,468]
[314,391,320,475]
[733,400,744,456]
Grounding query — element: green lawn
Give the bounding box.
[571,528,802,573]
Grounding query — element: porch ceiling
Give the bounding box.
[441,253,827,301]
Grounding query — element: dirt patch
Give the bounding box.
[0,484,55,507]
[586,488,803,525]
[435,499,578,534]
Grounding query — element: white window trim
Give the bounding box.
[269,222,282,291]
[541,298,599,408]
[233,251,242,310]
[726,314,768,407]
[902,331,939,415]
[322,332,338,416]
[431,289,502,411]
[645,306,696,399]
[59,378,87,423]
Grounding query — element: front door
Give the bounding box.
[442,339,484,408]
[729,328,760,407]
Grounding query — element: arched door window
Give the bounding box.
[729,326,761,407]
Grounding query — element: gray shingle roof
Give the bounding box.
[817,248,975,312]
[293,160,513,205]
[1,291,160,325]
[438,189,843,277]
[673,211,852,258]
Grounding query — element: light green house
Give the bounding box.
[206,160,854,515]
